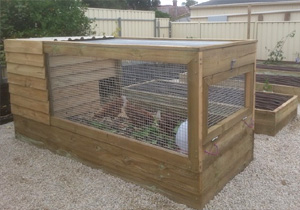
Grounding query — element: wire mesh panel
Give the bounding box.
[47,55,188,154]
[208,75,245,127]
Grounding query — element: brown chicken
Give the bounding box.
[125,103,154,126]
[95,96,154,127]
[94,97,123,118]
[159,112,183,135]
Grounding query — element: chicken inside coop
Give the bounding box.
[93,96,187,152]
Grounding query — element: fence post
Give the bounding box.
[157,19,161,38]
[169,21,172,38]
[247,5,251,39]
[154,19,157,37]
[118,17,122,37]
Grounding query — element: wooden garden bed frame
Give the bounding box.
[4,37,257,209]
[255,92,298,136]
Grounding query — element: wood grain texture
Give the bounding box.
[7,73,47,90]
[43,42,197,64]
[11,105,50,124]
[14,115,202,208]
[4,39,43,54]
[187,53,203,172]
[255,94,298,136]
[10,94,49,114]
[202,43,256,77]
[9,84,49,102]
[50,116,193,171]
[7,63,45,79]
[256,82,300,102]
[6,52,45,67]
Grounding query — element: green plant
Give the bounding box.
[111,22,121,37]
[0,0,94,66]
[265,30,296,64]
[155,10,170,18]
[263,79,272,92]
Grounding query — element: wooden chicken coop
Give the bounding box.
[4,37,257,209]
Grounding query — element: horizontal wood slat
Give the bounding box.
[4,39,43,54]
[10,94,49,114]
[6,52,45,67]
[9,84,49,102]
[12,105,50,124]
[7,63,46,79]
[7,73,47,90]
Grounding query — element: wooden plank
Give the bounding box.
[6,52,44,67]
[256,82,300,102]
[256,69,300,78]
[204,64,253,86]
[202,43,256,77]
[11,105,50,124]
[50,81,98,101]
[43,42,197,65]
[205,108,251,145]
[9,84,49,102]
[201,142,253,207]
[201,133,253,195]
[50,67,117,89]
[49,55,100,68]
[4,39,43,54]
[14,115,199,196]
[187,53,203,172]
[49,59,116,78]
[53,100,100,118]
[7,63,46,79]
[7,73,47,90]
[10,94,49,114]
[50,116,193,171]
[203,120,250,169]
[255,109,275,135]
[52,92,100,113]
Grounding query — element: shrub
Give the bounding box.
[0,0,94,66]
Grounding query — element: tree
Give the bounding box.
[83,0,161,10]
[155,10,170,18]
[82,0,128,9]
[182,0,198,7]
[127,0,160,10]
[0,0,93,66]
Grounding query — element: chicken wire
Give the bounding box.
[47,55,188,154]
[208,75,245,127]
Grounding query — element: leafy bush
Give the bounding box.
[0,0,94,66]
[155,10,170,18]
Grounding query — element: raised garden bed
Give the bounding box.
[255,91,298,136]
[256,74,300,102]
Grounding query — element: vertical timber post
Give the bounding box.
[118,17,122,37]
[154,19,157,37]
[247,5,251,39]
[157,19,161,38]
[187,52,203,172]
[169,21,172,38]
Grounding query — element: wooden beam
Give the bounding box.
[187,53,203,172]
[11,104,50,124]
[6,52,45,67]
[7,73,48,90]
[9,84,49,102]
[43,42,197,65]
[7,63,46,79]
[4,39,43,54]
[10,94,50,114]
[247,5,251,39]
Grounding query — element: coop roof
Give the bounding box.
[78,38,232,48]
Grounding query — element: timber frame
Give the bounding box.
[4,37,257,209]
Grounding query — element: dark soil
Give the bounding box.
[257,63,300,72]
[256,74,300,87]
[255,92,292,111]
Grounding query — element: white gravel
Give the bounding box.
[1,106,300,210]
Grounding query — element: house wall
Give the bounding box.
[171,21,300,61]
[190,1,300,22]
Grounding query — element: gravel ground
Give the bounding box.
[0,106,300,210]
